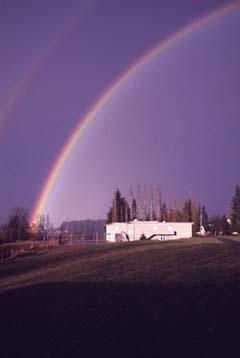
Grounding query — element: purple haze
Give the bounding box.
[0,0,240,225]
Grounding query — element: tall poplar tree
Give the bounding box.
[131,198,137,220]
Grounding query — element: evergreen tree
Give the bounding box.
[231,185,240,232]
[120,197,126,222]
[196,205,201,232]
[222,215,231,235]
[106,207,113,224]
[183,200,191,222]
[202,205,209,231]
[106,189,133,223]
[152,209,157,221]
[131,198,137,220]
[168,208,174,222]
[161,203,167,221]
[209,215,230,235]
[113,188,122,222]
[183,198,198,234]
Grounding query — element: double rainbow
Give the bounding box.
[30,1,240,224]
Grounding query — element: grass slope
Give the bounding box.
[1,238,240,357]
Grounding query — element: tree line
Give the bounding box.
[1,185,240,242]
[106,185,240,236]
[0,207,29,242]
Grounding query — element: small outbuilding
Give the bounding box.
[106,221,192,242]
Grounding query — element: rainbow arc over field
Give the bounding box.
[30,1,240,224]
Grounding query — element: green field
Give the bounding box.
[1,238,240,357]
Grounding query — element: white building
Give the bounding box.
[106,221,192,242]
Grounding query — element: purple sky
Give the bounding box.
[0,0,240,226]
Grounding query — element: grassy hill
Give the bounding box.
[1,238,240,357]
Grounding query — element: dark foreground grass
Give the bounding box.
[1,238,240,357]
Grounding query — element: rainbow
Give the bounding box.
[0,12,79,130]
[30,1,240,224]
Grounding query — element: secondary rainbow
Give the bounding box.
[31,1,240,224]
[0,11,79,130]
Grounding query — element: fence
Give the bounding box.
[0,233,107,262]
[66,238,106,246]
[0,239,59,263]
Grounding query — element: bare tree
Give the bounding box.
[156,187,161,221]
[149,186,154,221]
[169,198,178,222]
[128,186,134,221]
[7,207,29,241]
[143,183,147,221]
[136,184,142,220]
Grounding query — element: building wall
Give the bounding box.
[106,221,192,242]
